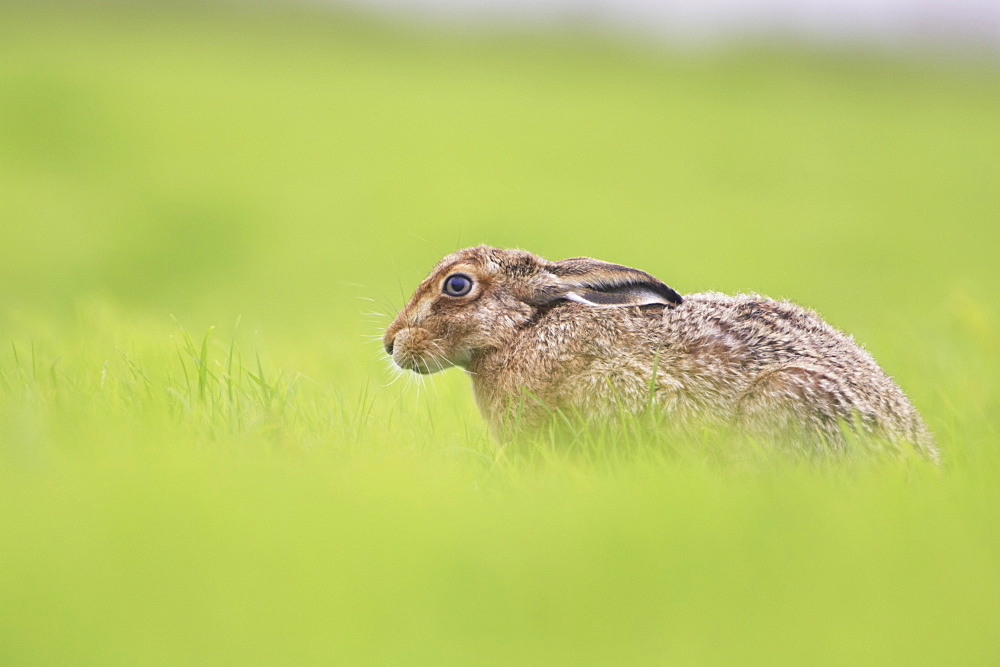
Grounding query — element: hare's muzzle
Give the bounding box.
[384,327,452,375]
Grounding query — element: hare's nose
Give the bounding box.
[384,338,395,356]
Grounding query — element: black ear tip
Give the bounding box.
[639,281,684,307]
[662,286,684,305]
[633,271,682,306]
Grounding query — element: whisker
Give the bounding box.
[409,369,424,400]
[382,361,405,388]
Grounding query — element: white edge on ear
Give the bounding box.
[563,292,595,306]
[563,289,673,308]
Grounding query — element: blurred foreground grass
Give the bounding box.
[1,3,999,663]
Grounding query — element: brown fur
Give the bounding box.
[384,246,937,461]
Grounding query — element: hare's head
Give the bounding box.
[383,246,682,374]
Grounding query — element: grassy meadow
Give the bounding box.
[1,3,999,663]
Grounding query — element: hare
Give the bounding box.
[383,246,937,460]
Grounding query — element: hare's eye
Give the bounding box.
[443,273,473,297]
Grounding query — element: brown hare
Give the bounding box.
[384,246,937,461]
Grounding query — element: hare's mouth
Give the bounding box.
[389,328,456,374]
[393,351,454,375]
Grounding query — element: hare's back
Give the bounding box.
[668,292,875,370]
[664,292,933,448]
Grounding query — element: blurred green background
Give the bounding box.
[1,2,999,664]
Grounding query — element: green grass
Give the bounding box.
[1,3,999,663]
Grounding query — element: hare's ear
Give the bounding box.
[532,257,682,308]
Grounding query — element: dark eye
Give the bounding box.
[443,273,473,297]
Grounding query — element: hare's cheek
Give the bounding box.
[445,347,473,368]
